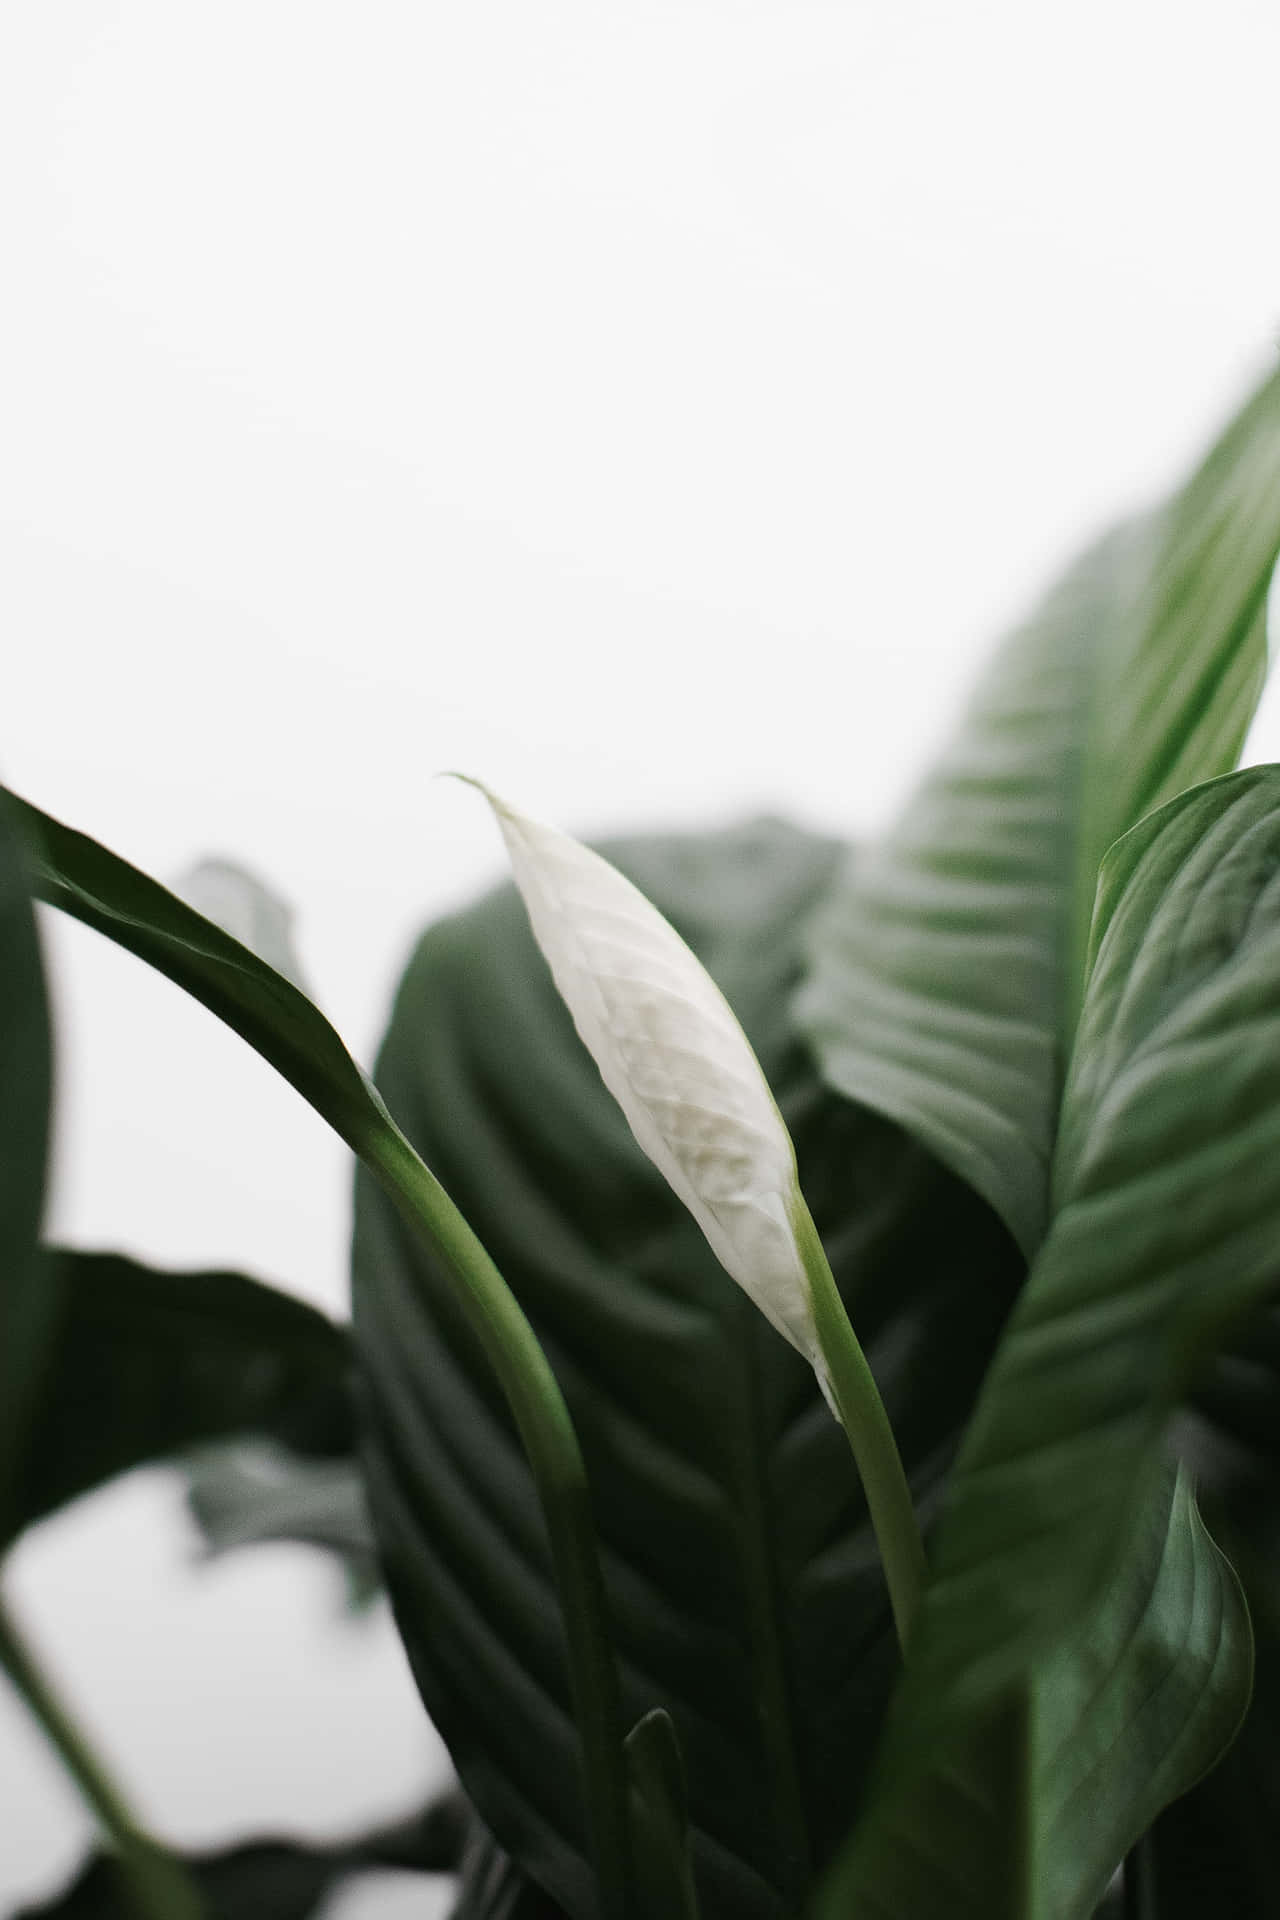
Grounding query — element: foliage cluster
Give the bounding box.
[5,366,1280,1917]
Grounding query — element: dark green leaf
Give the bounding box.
[823,766,1280,1916]
[0,785,53,1533]
[4,790,377,1143]
[15,1795,468,1919]
[353,819,1022,1920]
[452,1819,573,1920]
[623,1710,701,1920]
[796,363,1280,1257]
[7,1250,353,1546]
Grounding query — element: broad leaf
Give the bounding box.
[0,786,53,1534]
[6,1250,353,1547]
[353,819,1022,1920]
[825,765,1280,1915]
[16,1795,468,1919]
[796,363,1280,1257]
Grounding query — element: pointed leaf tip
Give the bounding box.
[463,779,827,1382]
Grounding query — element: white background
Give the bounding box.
[3,3,1280,1913]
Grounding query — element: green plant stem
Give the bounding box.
[0,1587,204,1920]
[1123,1834,1156,1920]
[791,1196,926,1652]
[356,1115,632,1920]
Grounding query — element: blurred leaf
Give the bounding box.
[354,819,1022,1919]
[173,857,312,997]
[16,1795,469,1919]
[796,362,1280,1258]
[184,1439,378,1602]
[451,1820,573,1920]
[0,785,52,1534]
[822,766,1280,1915]
[6,1250,353,1547]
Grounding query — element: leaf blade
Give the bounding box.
[797,364,1280,1255]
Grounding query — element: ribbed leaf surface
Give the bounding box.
[820,1466,1248,1920]
[352,819,1022,1920]
[823,767,1280,1914]
[796,365,1280,1258]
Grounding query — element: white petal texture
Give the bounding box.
[467,781,828,1389]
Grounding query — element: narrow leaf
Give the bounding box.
[173,857,312,996]
[0,786,53,1532]
[797,363,1280,1256]
[5,790,376,1141]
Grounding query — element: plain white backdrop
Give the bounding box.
[4,2,1280,1913]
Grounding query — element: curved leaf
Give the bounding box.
[0,785,52,1534]
[4,790,376,1140]
[797,363,1280,1257]
[819,1465,1249,1920]
[7,1250,353,1547]
[184,1440,379,1605]
[353,818,1022,1919]
[825,765,1280,1915]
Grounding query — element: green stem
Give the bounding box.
[0,1587,204,1920]
[355,1116,632,1920]
[790,1196,926,1652]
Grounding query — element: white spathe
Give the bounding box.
[467,780,828,1388]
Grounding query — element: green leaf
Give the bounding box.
[4,790,377,1141]
[15,1795,468,1919]
[819,1464,1250,1920]
[0,786,53,1532]
[6,1250,353,1547]
[796,363,1280,1257]
[5,790,637,1920]
[353,818,1022,1920]
[823,765,1280,1915]
[623,1710,701,1920]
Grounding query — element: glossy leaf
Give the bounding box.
[0,786,53,1533]
[821,1464,1249,1920]
[797,363,1280,1257]
[6,1250,353,1547]
[173,857,312,996]
[4,789,377,1142]
[825,766,1280,1915]
[353,818,1022,1919]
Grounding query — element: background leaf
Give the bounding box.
[824,766,1280,1915]
[5,1250,353,1548]
[0,785,53,1535]
[796,364,1280,1257]
[183,1440,379,1606]
[352,818,1022,1920]
[15,1794,468,1920]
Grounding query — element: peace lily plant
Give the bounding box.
[3,361,1280,1920]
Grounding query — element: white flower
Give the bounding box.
[462,780,830,1395]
